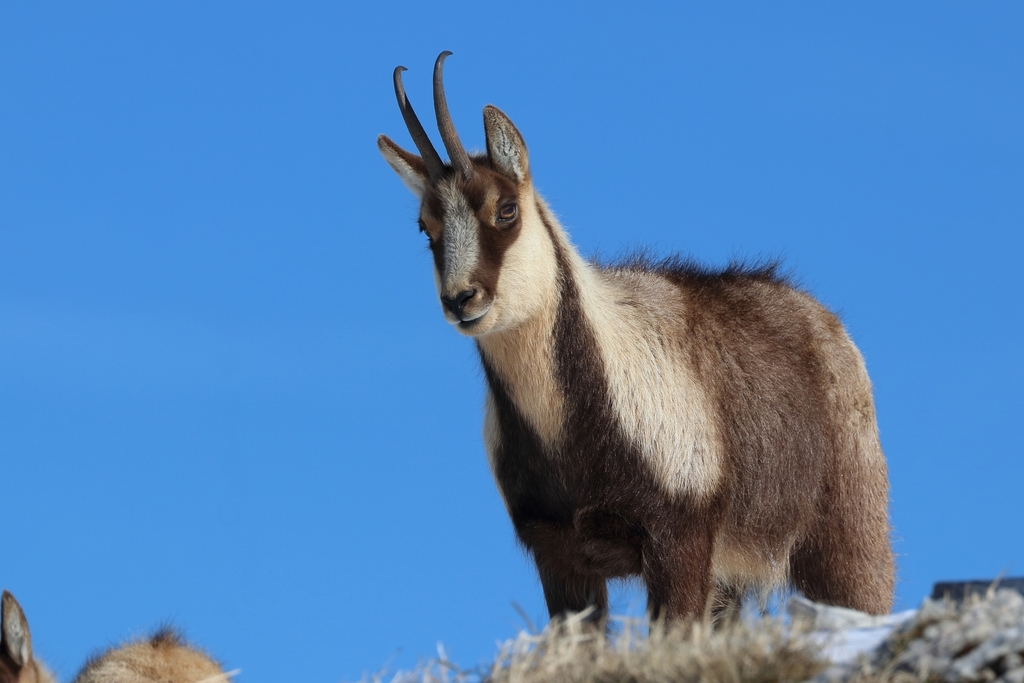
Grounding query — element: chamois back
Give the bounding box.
[73,629,230,683]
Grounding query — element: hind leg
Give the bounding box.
[789,522,893,614]
[642,520,716,622]
[799,351,895,613]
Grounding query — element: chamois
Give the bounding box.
[72,629,232,683]
[378,52,894,623]
[1,592,55,683]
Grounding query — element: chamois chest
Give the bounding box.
[482,365,652,579]
[481,347,654,529]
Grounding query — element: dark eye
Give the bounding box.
[417,218,427,233]
[497,202,518,223]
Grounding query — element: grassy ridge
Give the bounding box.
[364,589,1024,683]
[365,610,825,683]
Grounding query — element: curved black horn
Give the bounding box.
[433,51,474,181]
[393,65,445,181]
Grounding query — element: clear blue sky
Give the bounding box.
[1,3,1021,682]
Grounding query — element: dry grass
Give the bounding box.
[366,610,828,683]
[845,620,939,683]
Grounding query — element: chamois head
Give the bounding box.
[1,592,54,683]
[71,628,231,683]
[378,52,557,337]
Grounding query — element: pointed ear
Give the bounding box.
[1,591,33,668]
[378,135,429,199]
[483,106,530,184]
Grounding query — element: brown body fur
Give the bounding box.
[379,53,894,624]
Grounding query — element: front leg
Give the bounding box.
[539,566,608,623]
[518,520,609,623]
[642,518,716,622]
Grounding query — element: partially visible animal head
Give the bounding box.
[72,628,231,683]
[378,52,558,337]
[0,591,55,683]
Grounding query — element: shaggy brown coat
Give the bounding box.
[379,52,894,622]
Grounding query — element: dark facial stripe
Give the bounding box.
[423,163,522,294]
[421,193,446,275]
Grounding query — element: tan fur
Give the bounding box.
[477,194,563,446]
[712,537,791,590]
[1,592,55,683]
[73,630,231,683]
[571,254,724,499]
[480,303,563,449]
[482,390,508,508]
[378,136,428,199]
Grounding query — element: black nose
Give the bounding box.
[441,288,477,318]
